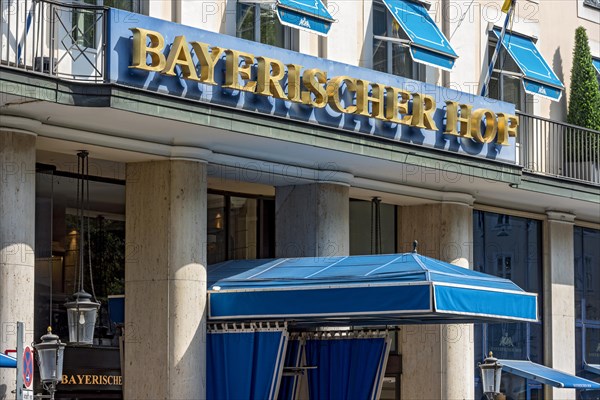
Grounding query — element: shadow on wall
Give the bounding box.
[550,47,567,121]
[0,383,6,400]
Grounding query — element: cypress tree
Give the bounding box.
[567,27,600,131]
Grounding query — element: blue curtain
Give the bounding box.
[305,337,387,400]
[207,329,287,400]
[278,339,302,400]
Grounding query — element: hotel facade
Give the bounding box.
[0,0,599,399]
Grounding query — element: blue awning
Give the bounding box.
[593,58,600,75]
[208,253,538,325]
[381,0,458,70]
[585,363,600,375]
[500,360,600,390]
[276,0,334,36]
[491,28,564,101]
[0,353,17,368]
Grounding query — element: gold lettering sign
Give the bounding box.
[62,374,123,385]
[128,28,519,146]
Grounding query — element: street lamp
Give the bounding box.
[65,290,100,344]
[65,150,100,344]
[34,327,66,400]
[479,351,502,400]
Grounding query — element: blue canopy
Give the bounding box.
[381,0,458,70]
[500,360,600,390]
[585,363,600,375]
[0,353,17,368]
[276,0,334,36]
[593,58,600,75]
[491,28,564,101]
[208,253,538,325]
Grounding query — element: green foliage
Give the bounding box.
[567,27,600,131]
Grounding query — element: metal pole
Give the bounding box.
[16,322,24,400]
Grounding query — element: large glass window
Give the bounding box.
[372,1,421,81]
[236,3,297,50]
[575,227,600,396]
[349,199,396,255]
[473,211,543,400]
[207,192,275,265]
[34,165,126,344]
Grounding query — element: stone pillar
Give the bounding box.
[398,200,474,400]
[124,160,207,400]
[543,211,576,400]
[275,183,349,258]
[0,131,36,399]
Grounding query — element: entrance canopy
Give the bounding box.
[0,353,17,368]
[208,253,538,326]
[500,360,600,390]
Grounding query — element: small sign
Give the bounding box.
[23,347,33,388]
[22,389,33,400]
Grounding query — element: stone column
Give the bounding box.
[0,131,36,400]
[398,200,474,400]
[124,160,207,400]
[275,183,349,258]
[543,211,576,400]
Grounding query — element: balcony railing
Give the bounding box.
[1,0,107,82]
[2,1,600,186]
[518,112,600,184]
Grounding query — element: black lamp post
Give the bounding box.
[479,351,503,400]
[34,327,66,400]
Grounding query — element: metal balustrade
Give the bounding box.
[518,112,600,184]
[1,0,107,81]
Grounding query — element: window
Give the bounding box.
[583,0,600,10]
[372,1,422,80]
[207,192,275,265]
[73,0,141,49]
[34,165,126,344]
[349,199,397,255]
[473,211,544,400]
[575,227,600,395]
[236,3,297,50]
[487,39,533,113]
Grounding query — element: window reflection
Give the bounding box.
[207,193,274,265]
[473,211,543,400]
[236,3,289,49]
[574,227,600,395]
[349,199,396,255]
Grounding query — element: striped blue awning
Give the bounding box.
[0,353,17,368]
[382,0,458,70]
[500,360,600,390]
[491,28,564,101]
[276,0,334,36]
[207,253,537,325]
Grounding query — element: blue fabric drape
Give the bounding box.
[278,339,302,400]
[207,329,287,400]
[305,338,387,400]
